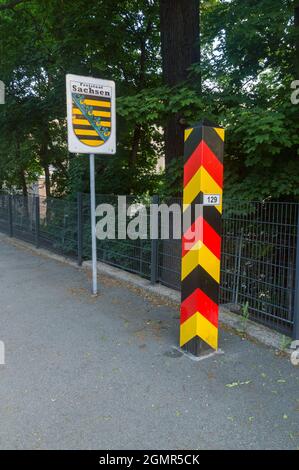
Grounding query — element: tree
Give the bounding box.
[0,0,162,196]
[201,0,299,200]
[0,0,298,201]
[0,0,28,10]
[295,0,299,78]
[159,0,200,166]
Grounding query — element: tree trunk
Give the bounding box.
[160,0,200,165]
[295,0,299,78]
[129,124,142,169]
[128,18,153,174]
[19,169,27,197]
[43,164,51,199]
[19,168,30,224]
[40,127,51,198]
[15,140,29,221]
[15,140,27,197]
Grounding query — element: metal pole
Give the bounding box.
[35,196,40,248]
[77,192,83,266]
[8,194,13,237]
[293,206,299,340]
[150,195,159,284]
[89,154,97,295]
[234,229,243,305]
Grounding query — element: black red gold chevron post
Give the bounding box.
[180,120,225,356]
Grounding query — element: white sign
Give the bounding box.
[203,194,221,206]
[66,74,116,154]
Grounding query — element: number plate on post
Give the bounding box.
[203,194,221,205]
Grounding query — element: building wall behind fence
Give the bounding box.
[0,193,297,335]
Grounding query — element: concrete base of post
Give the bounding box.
[182,336,214,357]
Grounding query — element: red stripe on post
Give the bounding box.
[180,288,219,327]
[182,216,221,259]
[183,140,223,188]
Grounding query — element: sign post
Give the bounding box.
[180,120,225,356]
[66,74,116,295]
[89,153,97,295]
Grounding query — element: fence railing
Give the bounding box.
[0,193,298,338]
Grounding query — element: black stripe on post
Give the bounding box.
[184,127,202,160]
[181,265,220,305]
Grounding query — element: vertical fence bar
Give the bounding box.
[35,196,40,248]
[293,205,299,340]
[150,195,159,284]
[77,192,83,266]
[234,229,243,304]
[8,194,13,237]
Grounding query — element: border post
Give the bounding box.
[180,120,225,356]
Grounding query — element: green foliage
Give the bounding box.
[0,0,298,201]
[280,334,292,351]
[158,158,184,199]
[240,301,250,332]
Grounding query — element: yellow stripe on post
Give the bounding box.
[183,166,223,207]
[198,245,221,283]
[181,243,221,283]
[181,241,202,281]
[184,128,193,142]
[213,127,225,141]
[180,312,218,350]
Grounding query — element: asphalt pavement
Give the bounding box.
[0,238,298,449]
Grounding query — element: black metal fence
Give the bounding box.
[0,194,79,257]
[0,193,298,338]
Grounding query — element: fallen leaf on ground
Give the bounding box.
[226,380,251,388]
